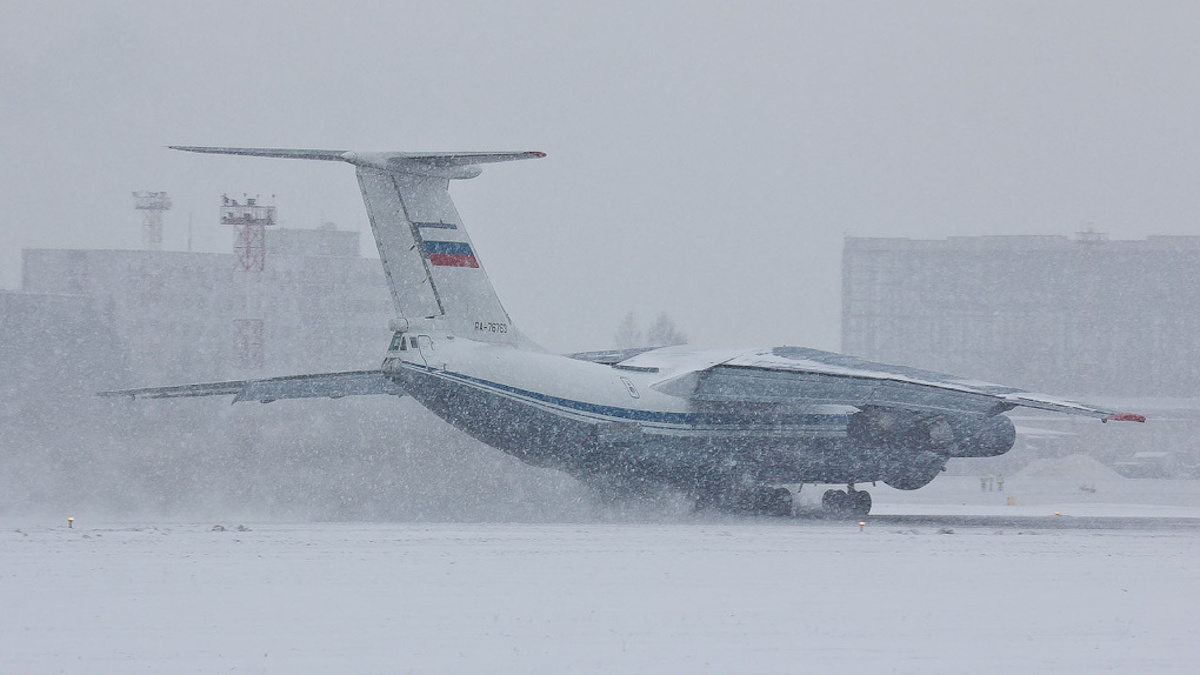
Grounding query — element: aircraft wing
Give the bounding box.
[98,370,404,404]
[653,347,1145,422]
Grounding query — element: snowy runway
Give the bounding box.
[4,515,1198,674]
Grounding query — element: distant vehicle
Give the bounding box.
[101,147,1145,517]
[1113,451,1173,479]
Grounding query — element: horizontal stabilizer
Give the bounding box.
[170,146,544,177]
[98,370,404,404]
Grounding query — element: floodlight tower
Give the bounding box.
[132,191,172,250]
[223,194,275,272]
[221,194,276,370]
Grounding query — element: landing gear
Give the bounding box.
[694,486,794,517]
[821,485,871,518]
[749,487,795,517]
[852,488,871,516]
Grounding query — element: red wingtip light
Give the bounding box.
[1105,413,1146,423]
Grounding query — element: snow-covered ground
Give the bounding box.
[811,473,1200,519]
[4,477,1199,674]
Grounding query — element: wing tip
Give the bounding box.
[1105,413,1146,423]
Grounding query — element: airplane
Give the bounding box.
[100,146,1145,518]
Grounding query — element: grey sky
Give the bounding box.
[3,1,1198,353]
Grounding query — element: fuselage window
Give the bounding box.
[409,337,418,349]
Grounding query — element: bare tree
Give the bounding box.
[645,312,687,347]
[613,311,643,349]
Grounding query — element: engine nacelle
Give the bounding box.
[942,413,1016,458]
[881,450,945,490]
[847,409,1015,458]
[846,409,1016,489]
[846,408,949,450]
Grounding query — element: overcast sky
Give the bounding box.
[3,1,1198,353]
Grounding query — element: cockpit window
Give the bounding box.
[388,333,407,351]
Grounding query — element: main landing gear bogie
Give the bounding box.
[821,486,872,518]
[694,485,795,518]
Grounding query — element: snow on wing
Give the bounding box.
[688,347,1143,421]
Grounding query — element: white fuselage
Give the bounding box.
[380,332,854,491]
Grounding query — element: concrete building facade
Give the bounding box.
[19,226,393,386]
[842,234,1200,398]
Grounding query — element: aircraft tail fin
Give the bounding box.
[171,146,544,344]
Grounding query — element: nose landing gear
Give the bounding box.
[821,485,872,518]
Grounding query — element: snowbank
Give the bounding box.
[1017,453,1125,482]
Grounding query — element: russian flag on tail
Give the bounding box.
[423,240,479,268]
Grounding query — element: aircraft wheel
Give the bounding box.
[821,488,871,518]
[732,487,794,517]
[760,487,794,517]
[851,489,872,517]
[822,489,849,516]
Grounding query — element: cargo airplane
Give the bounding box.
[101,147,1144,517]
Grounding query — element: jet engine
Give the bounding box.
[941,413,1016,458]
[846,408,1017,490]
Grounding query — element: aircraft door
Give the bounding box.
[416,334,442,370]
[401,333,426,368]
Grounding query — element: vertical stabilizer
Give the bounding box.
[170,147,545,344]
